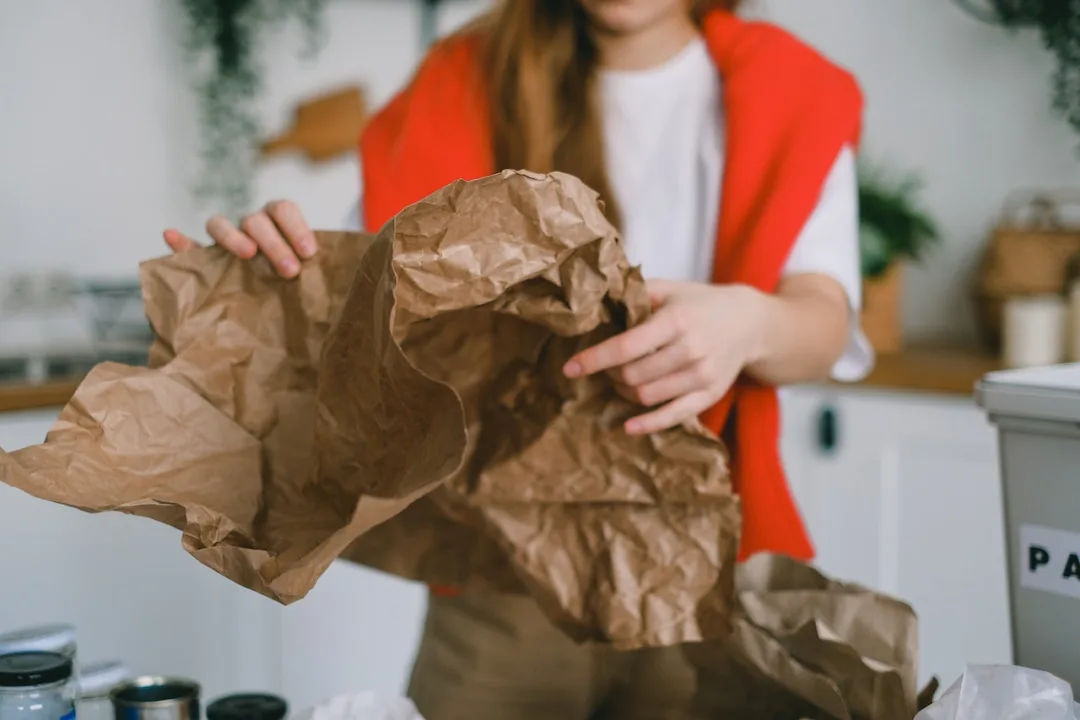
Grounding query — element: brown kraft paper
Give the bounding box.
[0,170,741,651]
[686,554,920,720]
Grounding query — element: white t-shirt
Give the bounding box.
[347,36,873,381]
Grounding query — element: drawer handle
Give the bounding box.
[817,406,839,454]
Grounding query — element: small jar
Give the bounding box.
[0,652,76,720]
[206,694,288,720]
[77,661,133,720]
[1002,295,1067,369]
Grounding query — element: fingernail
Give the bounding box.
[281,258,300,277]
[563,361,582,378]
[625,420,643,435]
[297,236,317,259]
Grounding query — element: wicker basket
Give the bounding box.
[976,191,1080,350]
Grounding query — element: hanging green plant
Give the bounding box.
[858,164,941,279]
[180,0,328,216]
[952,0,1080,142]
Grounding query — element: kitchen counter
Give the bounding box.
[0,346,1003,414]
[850,345,1002,396]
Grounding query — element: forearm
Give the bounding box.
[742,274,852,387]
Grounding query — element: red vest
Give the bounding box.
[360,11,863,565]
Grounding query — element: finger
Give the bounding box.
[239,212,301,278]
[622,367,708,408]
[564,315,679,378]
[625,390,718,436]
[607,342,691,387]
[163,229,199,253]
[265,199,318,259]
[206,215,258,260]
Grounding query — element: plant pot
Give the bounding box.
[861,262,903,354]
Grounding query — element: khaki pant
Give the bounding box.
[407,593,696,720]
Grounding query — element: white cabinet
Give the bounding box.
[780,388,890,590]
[280,563,425,710]
[780,386,1013,687]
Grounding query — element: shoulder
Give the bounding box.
[362,27,487,137]
[361,26,488,151]
[359,24,494,229]
[397,25,488,103]
[417,27,486,77]
[703,12,861,100]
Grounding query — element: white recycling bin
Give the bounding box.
[976,363,1080,690]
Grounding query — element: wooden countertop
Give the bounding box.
[0,346,1003,414]
[848,345,1002,397]
[0,380,82,414]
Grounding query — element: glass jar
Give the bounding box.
[0,652,76,720]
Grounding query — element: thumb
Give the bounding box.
[163,229,199,253]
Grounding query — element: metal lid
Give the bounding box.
[977,363,1080,423]
[207,694,288,720]
[0,625,76,656]
[0,652,74,688]
[111,677,200,708]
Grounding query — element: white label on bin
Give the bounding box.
[1020,524,1080,600]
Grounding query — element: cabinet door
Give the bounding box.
[780,387,888,590]
[875,392,1012,687]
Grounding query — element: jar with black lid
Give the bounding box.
[206,694,288,720]
[0,652,76,720]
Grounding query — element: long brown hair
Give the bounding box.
[483,0,741,227]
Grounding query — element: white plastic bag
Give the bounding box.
[915,665,1079,720]
[292,692,425,720]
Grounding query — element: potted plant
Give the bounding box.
[179,0,327,216]
[858,164,941,353]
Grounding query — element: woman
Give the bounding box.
[166,0,870,716]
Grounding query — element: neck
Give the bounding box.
[591,12,699,71]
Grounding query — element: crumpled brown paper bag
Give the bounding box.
[0,170,739,650]
[685,554,919,720]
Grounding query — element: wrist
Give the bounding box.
[732,284,774,368]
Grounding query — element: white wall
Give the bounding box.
[0,0,486,279]
[2,0,1076,339]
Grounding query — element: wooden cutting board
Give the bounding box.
[261,86,368,163]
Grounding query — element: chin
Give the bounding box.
[578,0,686,34]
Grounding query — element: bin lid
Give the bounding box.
[976,363,1080,423]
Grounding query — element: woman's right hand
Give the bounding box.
[163,199,319,279]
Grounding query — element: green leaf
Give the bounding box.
[857,159,941,279]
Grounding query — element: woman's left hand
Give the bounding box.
[563,279,765,436]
